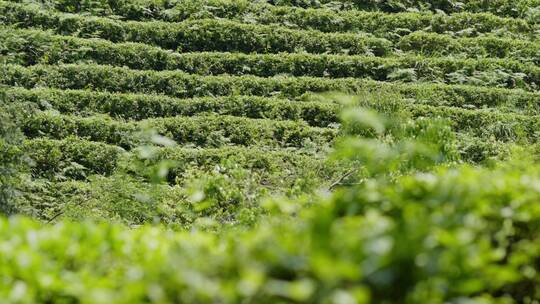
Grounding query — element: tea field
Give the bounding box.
[0,0,539,303]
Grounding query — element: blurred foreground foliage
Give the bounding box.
[2,156,540,303]
[1,94,539,303]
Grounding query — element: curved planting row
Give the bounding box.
[0,2,391,56]
[25,137,125,177]
[2,64,538,108]
[25,137,329,181]
[398,32,539,62]
[21,111,337,149]
[0,87,340,127]
[21,105,540,156]
[7,84,540,145]
[10,0,538,20]
[353,100,540,143]
[405,104,540,142]
[5,86,539,120]
[3,0,536,40]
[258,0,540,18]
[2,28,538,90]
[2,3,538,60]
[24,134,519,185]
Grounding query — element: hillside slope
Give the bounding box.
[0,0,539,302]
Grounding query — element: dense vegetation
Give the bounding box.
[0,0,538,302]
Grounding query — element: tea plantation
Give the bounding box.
[0,0,539,303]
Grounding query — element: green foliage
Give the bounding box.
[12,0,540,22]
[261,0,540,18]
[1,118,540,302]
[2,28,538,90]
[397,32,539,63]
[1,2,538,61]
[23,137,331,180]
[0,1,391,56]
[21,111,336,149]
[331,103,459,180]
[1,0,539,301]
[4,0,535,41]
[0,103,26,214]
[24,137,124,179]
[1,63,538,107]
[0,87,341,127]
[19,103,540,154]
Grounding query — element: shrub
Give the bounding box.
[0,103,27,214]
